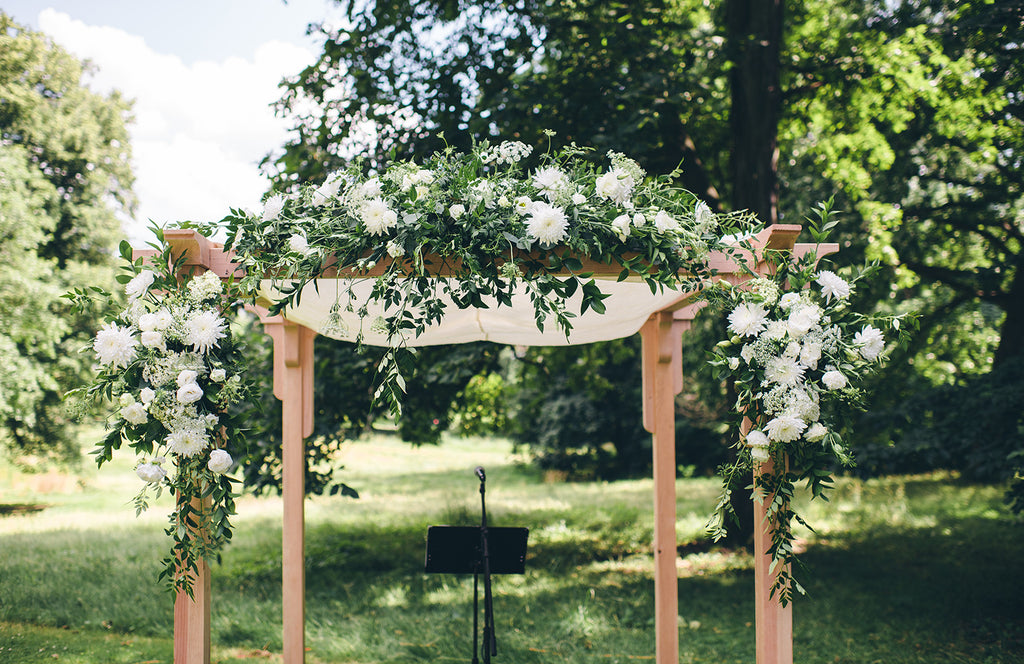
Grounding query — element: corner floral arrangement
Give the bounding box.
[68,236,251,596]
[706,204,913,605]
[223,138,750,414]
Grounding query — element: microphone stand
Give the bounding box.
[476,467,497,663]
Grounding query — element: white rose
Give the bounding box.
[138,313,159,332]
[120,402,149,426]
[207,449,233,474]
[136,462,167,484]
[139,387,156,404]
[805,422,828,442]
[210,368,227,383]
[176,382,204,404]
[177,370,199,388]
[449,203,466,219]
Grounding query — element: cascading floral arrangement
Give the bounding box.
[705,204,913,605]
[68,237,251,596]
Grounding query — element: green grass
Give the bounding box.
[2,432,1022,663]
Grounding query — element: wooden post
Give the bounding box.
[262,316,316,664]
[640,310,688,664]
[753,456,793,663]
[173,496,211,664]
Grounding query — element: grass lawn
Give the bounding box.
[1,431,1022,663]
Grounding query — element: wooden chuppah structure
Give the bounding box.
[148,223,834,664]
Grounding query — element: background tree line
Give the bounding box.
[2,2,1020,514]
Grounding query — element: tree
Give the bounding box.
[0,13,135,462]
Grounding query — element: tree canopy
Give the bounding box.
[0,13,135,462]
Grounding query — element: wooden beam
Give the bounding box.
[754,457,793,664]
[173,496,211,664]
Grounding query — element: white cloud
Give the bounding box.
[38,9,315,244]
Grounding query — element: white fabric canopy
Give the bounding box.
[260,278,695,347]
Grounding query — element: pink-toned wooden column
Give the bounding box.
[173,497,211,664]
[261,316,316,664]
[754,455,793,664]
[640,309,689,664]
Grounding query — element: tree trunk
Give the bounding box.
[726,0,783,225]
[993,253,1024,368]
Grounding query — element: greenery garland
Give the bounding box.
[71,141,911,602]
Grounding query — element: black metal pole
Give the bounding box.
[472,572,480,664]
[476,467,497,662]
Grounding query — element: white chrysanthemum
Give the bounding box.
[262,194,286,222]
[816,270,852,302]
[153,308,174,331]
[185,311,227,354]
[136,462,167,484]
[533,166,568,201]
[207,449,233,474]
[120,401,149,426]
[765,414,807,443]
[727,302,768,337]
[93,322,138,369]
[805,422,828,442]
[166,428,209,457]
[176,382,204,404]
[125,270,157,301]
[854,325,886,361]
[788,304,822,337]
[312,176,342,206]
[357,178,382,199]
[449,203,466,219]
[765,356,805,387]
[799,341,822,370]
[822,369,848,390]
[526,202,569,245]
[595,169,635,204]
[361,198,398,235]
[653,210,680,232]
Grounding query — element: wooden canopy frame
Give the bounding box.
[141,223,835,664]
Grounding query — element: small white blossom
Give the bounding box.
[595,169,635,204]
[210,369,227,383]
[799,341,822,370]
[153,309,173,331]
[120,401,149,425]
[140,330,165,350]
[654,210,680,232]
[176,382,204,404]
[513,196,534,215]
[728,357,740,371]
[571,192,587,206]
[693,200,715,230]
[177,370,199,387]
[386,240,404,258]
[136,462,167,484]
[805,422,828,442]
[822,369,848,390]
[262,194,286,222]
[139,387,156,404]
[787,304,822,337]
[288,233,313,256]
[449,203,466,219]
[312,176,342,206]
[138,313,159,332]
[125,270,157,301]
[779,293,801,309]
[611,214,631,239]
[746,429,769,449]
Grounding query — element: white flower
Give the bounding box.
[816,270,852,302]
[805,422,828,442]
[533,166,568,201]
[449,203,466,219]
[728,357,740,371]
[571,192,587,206]
[727,302,768,337]
[140,330,165,350]
[854,325,886,361]
[750,445,770,463]
[166,428,209,457]
[526,202,569,245]
[312,177,342,206]
[210,369,227,383]
[185,311,227,354]
[177,370,199,387]
[288,233,312,255]
[787,390,820,422]
[357,178,382,199]
[783,341,801,359]
[120,401,149,425]
[799,341,822,370]
[153,309,173,331]
[187,271,223,302]
[765,414,807,443]
[746,429,769,449]
[93,322,138,369]
[176,382,204,404]
[693,200,715,230]
[136,462,167,484]
[262,194,286,222]
[764,319,790,340]
[125,270,157,301]
[787,304,822,337]
[138,313,159,332]
[595,169,635,204]
[632,212,647,227]
[654,210,680,232]
[361,198,398,235]
[139,387,156,404]
[740,344,755,364]
[822,369,848,390]
[779,293,801,309]
[386,240,404,258]
[611,214,631,239]
[765,356,805,387]
[207,449,233,474]
[513,196,534,215]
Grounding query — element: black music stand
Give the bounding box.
[424,468,528,663]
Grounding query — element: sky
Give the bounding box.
[4,1,344,245]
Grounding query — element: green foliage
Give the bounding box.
[0,13,134,463]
